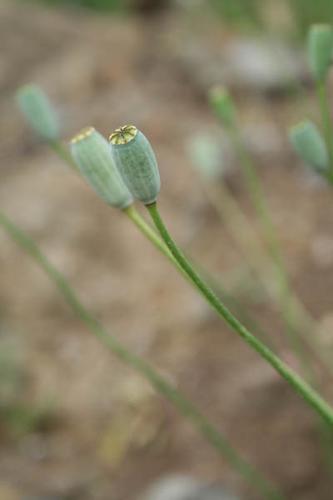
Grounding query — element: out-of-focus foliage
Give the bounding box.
[208,0,263,30]
[206,0,333,38]
[288,0,333,36]
[33,0,126,12]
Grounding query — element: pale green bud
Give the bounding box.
[70,127,133,209]
[289,120,329,172]
[109,125,161,205]
[187,133,223,180]
[208,86,236,128]
[16,84,60,141]
[308,24,333,81]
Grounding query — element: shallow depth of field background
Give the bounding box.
[1,1,333,499]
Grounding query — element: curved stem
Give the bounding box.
[124,205,269,343]
[147,202,333,427]
[0,209,284,500]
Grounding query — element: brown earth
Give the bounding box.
[1,2,333,499]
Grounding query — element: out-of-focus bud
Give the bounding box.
[208,86,236,128]
[187,133,224,180]
[109,125,161,205]
[16,84,60,141]
[70,127,133,209]
[308,24,333,81]
[289,120,329,172]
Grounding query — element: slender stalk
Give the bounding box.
[202,182,333,471]
[147,202,333,427]
[316,80,333,177]
[0,209,284,500]
[125,205,269,344]
[49,140,78,170]
[46,141,268,348]
[202,181,332,372]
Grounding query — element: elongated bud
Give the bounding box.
[16,84,59,141]
[208,86,236,128]
[308,24,333,81]
[289,120,329,172]
[70,127,133,209]
[109,125,160,205]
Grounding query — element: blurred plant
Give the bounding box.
[105,124,333,429]
[208,0,263,31]
[290,24,333,184]
[0,330,52,437]
[10,84,287,499]
[9,83,333,495]
[28,0,126,12]
[287,0,333,38]
[207,86,333,377]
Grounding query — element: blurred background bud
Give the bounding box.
[186,132,226,180]
[208,86,236,128]
[308,24,333,81]
[289,120,329,172]
[16,84,60,142]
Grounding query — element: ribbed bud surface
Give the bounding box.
[110,125,161,205]
[70,127,133,209]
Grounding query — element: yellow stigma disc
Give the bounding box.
[109,125,137,145]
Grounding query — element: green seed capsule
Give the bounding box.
[289,120,329,172]
[308,24,333,81]
[209,86,236,128]
[16,84,60,142]
[70,127,133,209]
[109,125,161,205]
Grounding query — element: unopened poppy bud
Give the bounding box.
[16,84,60,142]
[209,86,236,128]
[70,127,133,209]
[289,120,329,172]
[308,24,333,81]
[109,125,161,205]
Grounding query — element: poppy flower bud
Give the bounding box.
[289,120,329,173]
[70,127,133,209]
[109,125,161,205]
[209,86,236,128]
[308,24,333,81]
[16,84,60,142]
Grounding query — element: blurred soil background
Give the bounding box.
[1,0,333,499]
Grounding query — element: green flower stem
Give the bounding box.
[124,205,183,272]
[0,209,284,500]
[49,140,78,170]
[202,180,330,373]
[47,141,266,344]
[147,202,333,427]
[124,205,269,344]
[316,80,333,178]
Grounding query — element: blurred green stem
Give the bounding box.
[49,140,77,170]
[228,127,311,373]
[316,80,333,179]
[125,204,269,344]
[147,202,333,427]
[0,209,284,500]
